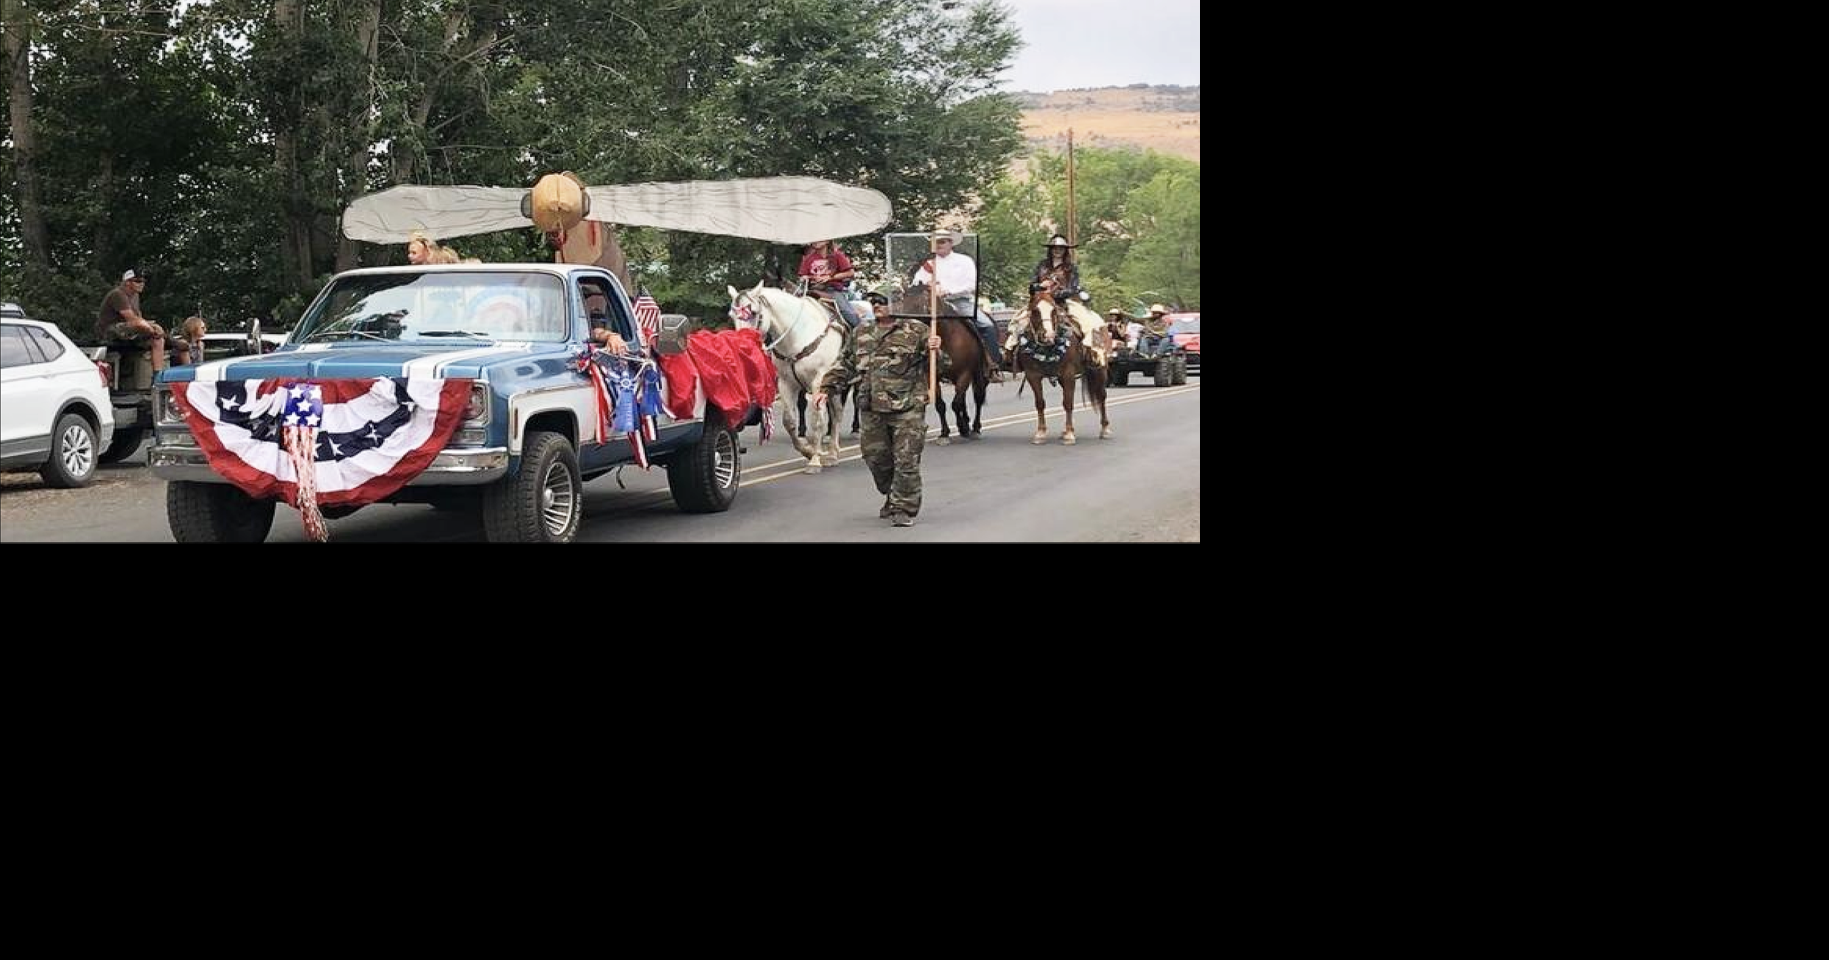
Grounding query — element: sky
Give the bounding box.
[996,0,1200,92]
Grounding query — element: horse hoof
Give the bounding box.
[1062,434,1077,446]
[1031,434,1047,445]
[1099,427,1113,439]
[934,436,951,446]
[804,463,822,474]
[819,455,837,467]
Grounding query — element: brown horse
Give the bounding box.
[887,288,989,443]
[1010,288,1110,444]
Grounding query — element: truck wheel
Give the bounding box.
[483,430,581,543]
[40,413,99,488]
[167,481,276,542]
[1111,368,1130,387]
[100,424,145,464]
[1153,358,1173,387]
[669,421,741,513]
[1172,356,1188,385]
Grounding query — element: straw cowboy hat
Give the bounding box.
[930,229,963,244]
[1148,303,1170,315]
[1044,233,1077,248]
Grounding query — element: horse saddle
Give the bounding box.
[898,284,972,318]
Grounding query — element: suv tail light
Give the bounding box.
[94,358,112,388]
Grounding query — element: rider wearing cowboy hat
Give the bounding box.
[1104,307,1133,348]
[1004,233,1104,366]
[1031,233,1082,302]
[911,228,1001,368]
[1139,303,1174,356]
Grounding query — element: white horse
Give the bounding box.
[727,283,850,473]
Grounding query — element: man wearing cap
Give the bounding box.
[96,268,190,371]
[814,291,941,528]
[912,230,1001,368]
[1138,303,1174,357]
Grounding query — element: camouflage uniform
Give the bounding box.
[821,317,933,520]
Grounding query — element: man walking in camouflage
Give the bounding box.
[816,292,941,527]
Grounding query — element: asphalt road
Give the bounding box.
[0,377,1200,542]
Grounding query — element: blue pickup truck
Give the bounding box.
[149,263,753,542]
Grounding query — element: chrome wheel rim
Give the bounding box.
[539,459,576,536]
[60,424,94,478]
[713,430,737,488]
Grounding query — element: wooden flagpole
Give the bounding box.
[928,233,940,406]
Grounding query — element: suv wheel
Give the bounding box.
[40,412,98,488]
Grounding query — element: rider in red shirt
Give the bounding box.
[798,239,862,327]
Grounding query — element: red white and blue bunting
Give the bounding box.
[172,377,473,540]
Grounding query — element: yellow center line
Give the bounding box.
[573,382,1201,515]
[738,382,1200,488]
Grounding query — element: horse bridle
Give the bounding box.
[742,292,844,363]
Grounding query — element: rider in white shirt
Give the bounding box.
[913,229,1001,367]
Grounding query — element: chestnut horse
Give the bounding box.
[1010,289,1110,444]
[888,286,987,442]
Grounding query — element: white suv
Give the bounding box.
[1,315,116,487]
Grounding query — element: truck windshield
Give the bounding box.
[293,272,568,343]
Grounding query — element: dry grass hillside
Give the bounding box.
[1016,85,1200,162]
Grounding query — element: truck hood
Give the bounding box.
[159,341,560,383]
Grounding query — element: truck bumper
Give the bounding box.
[149,435,509,486]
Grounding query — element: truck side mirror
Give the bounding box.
[654,314,691,355]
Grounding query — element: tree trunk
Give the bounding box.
[273,0,313,290]
[3,0,51,268]
[392,9,497,187]
[93,153,114,264]
[336,0,384,272]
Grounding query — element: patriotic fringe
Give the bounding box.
[284,425,329,542]
[579,345,663,470]
[577,349,613,445]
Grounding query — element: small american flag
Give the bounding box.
[634,288,662,349]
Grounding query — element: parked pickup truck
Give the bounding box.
[149,263,755,542]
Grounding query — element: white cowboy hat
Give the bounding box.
[1045,234,1076,248]
[1148,303,1169,314]
[930,229,963,244]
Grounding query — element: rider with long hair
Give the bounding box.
[1031,233,1082,300]
[1006,233,1099,362]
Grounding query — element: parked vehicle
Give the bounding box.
[1168,314,1200,375]
[150,263,760,542]
[1,314,115,487]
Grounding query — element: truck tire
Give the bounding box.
[40,412,99,488]
[1111,368,1130,387]
[1172,356,1188,385]
[482,430,581,543]
[1153,358,1173,387]
[669,421,741,513]
[168,481,276,542]
[100,424,145,464]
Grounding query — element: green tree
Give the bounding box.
[974,144,1199,310]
